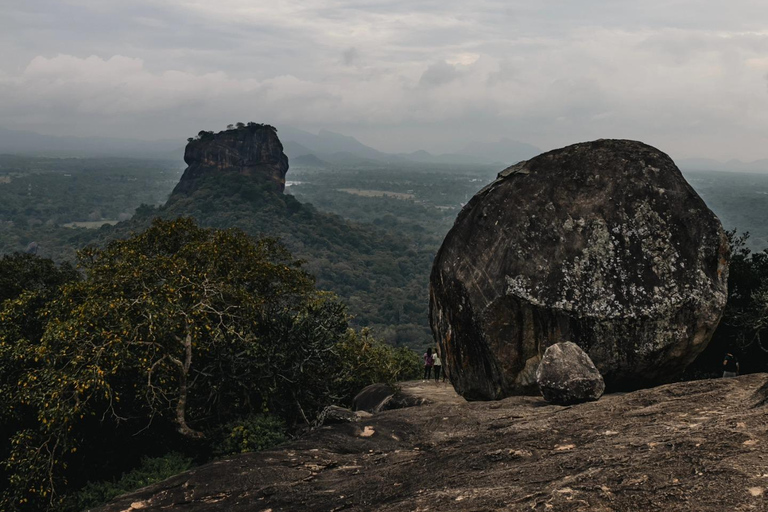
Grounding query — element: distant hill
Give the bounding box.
[291,154,329,167]
[278,128,542,166]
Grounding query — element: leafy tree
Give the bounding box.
[0,255,80,510]
[0,218,358,510]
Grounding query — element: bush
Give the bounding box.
[333,329,421,401]
[213,414,286,456]
[71,453,192,511]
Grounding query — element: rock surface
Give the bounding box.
[172,124,289,196]
[536,341,605,404]
[353,383,427,413]
[430,139,729,399]
[96,376,768,512]
[315,405,366,425]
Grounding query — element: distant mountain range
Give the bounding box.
[2,125,765,172]
[0,125,541,167]
[278,126,541,166]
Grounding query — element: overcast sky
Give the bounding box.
[2,0,768,160]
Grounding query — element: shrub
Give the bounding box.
[213,414,286,456]
[72,453,192,511]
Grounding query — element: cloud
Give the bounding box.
[418,61,463,87]
[2,1,768,159]
[343,47,360,66]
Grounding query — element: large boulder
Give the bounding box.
[172,123,289,196]
[430,139,729,400]
[536,342,605,405]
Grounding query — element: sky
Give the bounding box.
[2,0,768,160]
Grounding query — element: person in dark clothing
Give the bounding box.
[423,348,434,381]
[723,352,739,378]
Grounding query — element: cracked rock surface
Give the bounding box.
[95,377,768,512]
[430,139,729,399]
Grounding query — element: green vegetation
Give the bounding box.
[0,155,182,260]
[157,171,441,350]
[70,453,193,511]
[0,219,419,511]
[686,230,768,378]
[212,415,287,456]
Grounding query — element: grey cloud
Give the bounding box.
[2,0,768,161]
[487,59,518,85]
[343,47,360,66]
[419,61,462,87]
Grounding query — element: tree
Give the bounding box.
[0,255,79,510]
[0,218,347,509]
[0,218,420,510]
[0,253,78,304]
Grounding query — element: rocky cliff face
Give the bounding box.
[171,124,289,196]
[430,139,729,400]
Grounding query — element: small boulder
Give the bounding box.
[536,342,605,405]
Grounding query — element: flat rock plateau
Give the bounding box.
[97,376,768,512]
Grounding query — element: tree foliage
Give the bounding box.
[0,218,419,511]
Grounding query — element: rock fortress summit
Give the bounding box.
[171,123,289,197]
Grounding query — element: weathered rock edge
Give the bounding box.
[430,139,729,400]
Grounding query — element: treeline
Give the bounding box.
[0,156,181,259]
[0,219,420,511]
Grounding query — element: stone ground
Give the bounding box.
[96,375,768,512]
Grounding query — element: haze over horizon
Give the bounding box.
[3,1,768,161]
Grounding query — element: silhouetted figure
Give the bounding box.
[723,352,739,378]
[433,352,442,382]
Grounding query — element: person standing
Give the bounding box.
[723,352,739,378]
[423,348,434,381]
[433,351,442,383]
